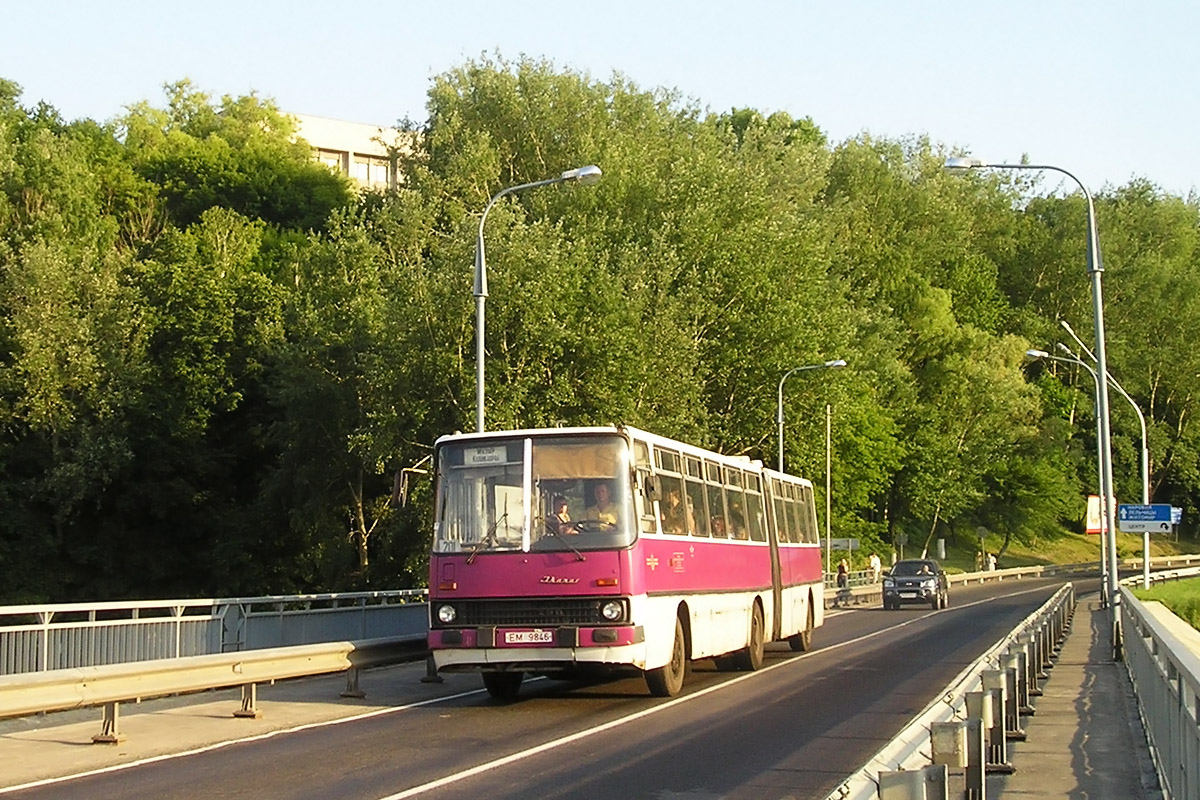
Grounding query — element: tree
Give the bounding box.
[122,80,352,231]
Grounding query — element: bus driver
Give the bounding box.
[584,481,618,526]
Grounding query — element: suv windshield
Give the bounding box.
[891,560,936,577]
[433,434,636,555]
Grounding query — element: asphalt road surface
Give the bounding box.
[4,578,1068,800]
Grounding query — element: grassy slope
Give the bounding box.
[1132,578,1200,628]
[929,530,1199,574]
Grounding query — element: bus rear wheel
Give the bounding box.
[734,604,765,671]
[787,606,816,652]
[482,671,524,700]
[645,616,687,697]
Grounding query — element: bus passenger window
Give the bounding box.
[705,481,726,539]
[725,489,748,540]
[772,480,791,543]
[745,489,767,542]
[660,477,691,535]
[685,481,709,537]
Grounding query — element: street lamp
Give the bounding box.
[1059,323,1150,506]
[1025,348,1109,604]
[777,359,847,472]
[1058,331,1153,589]
[474,165,602,432]
[947,156,1120,651]
[776,358,847,575]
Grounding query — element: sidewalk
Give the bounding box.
[989,597,1163,798]
[0,660,478,793]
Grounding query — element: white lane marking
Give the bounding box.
[376,584,1052,799]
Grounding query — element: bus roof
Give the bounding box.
[433,426,811,486]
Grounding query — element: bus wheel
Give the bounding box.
[734,604,765,671]
[482,671,524,700]
[645,616,687,697]
[789,605,815,651]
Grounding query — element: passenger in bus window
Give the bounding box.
[550,495,578,535]
[728,508,748,540]
[584,481,618,526]
[661,487,693,535]
[711,515,726,538]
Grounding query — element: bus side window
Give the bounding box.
[659,474,689,535]
[744,474,766,542]
[782,482,801,544]
[705,461,727,539]
[723,467,748,540]
[772,479,791,543]
[797,484,818,543]
[684,455,709,537]
[745,488,766,542]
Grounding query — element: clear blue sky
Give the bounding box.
[2,0,1196,199]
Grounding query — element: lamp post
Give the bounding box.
[474,165,602,432]
[776,359,847,472]
[1059,322,1150,507]
[776,358,847,575]
[1026,348,1109,604]
[1058,331,1153,589]
[947,156,1120,652]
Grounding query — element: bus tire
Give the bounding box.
[788,610,815,652]
[734,603,765,671]
[645,616,687,697]
[482,671,524,700]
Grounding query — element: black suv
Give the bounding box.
[882,559,949,610]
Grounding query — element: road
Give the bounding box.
[4,578,1069,800]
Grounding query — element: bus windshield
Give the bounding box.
[433,434,636,555]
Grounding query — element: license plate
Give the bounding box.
[900,591,918,597]
[504,629,554,644]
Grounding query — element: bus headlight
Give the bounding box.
[600,600,624,622]
[437,604,457,624]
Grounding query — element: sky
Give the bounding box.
[2,0,1197,199]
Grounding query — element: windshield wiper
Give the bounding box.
[466,509,507,565]
[541,517,586,562]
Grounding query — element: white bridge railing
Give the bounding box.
[1121,566,1200,800]
[0,590,428,676]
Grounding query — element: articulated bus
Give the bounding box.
[427,425,824,699]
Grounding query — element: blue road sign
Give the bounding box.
[1118,504,1174,532]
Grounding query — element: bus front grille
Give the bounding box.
[448,598,614,627]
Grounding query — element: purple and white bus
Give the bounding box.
[427,425,824,699]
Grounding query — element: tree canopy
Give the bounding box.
[1,57,1198,603]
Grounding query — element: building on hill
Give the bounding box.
[291,113,413,190]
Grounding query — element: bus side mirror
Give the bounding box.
[391,471,409,508]
[391,455,432,508]
[643,474,662,503]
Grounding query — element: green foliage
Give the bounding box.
[3,59,1200,602]
[123,80,352,231]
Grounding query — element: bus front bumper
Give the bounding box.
[429,625,645,671]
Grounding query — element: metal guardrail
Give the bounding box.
[823,583,1077,799]
[1121,566,1200,800]
[0,590,428,676]
[0,636,419,742]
